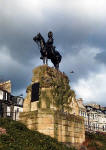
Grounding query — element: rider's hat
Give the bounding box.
[48,31,53,38]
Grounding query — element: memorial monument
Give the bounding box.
[33,31,62,70]
[19,32,85,145]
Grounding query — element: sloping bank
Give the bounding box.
[0,118,76,150]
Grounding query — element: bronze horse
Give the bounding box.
[33,33,62,69]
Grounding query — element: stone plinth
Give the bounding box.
[20,109,85,144]
[19,65,85,145]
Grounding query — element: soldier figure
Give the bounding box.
[46,31,55,56]
[40,31,54,59]
[46,31,53,47]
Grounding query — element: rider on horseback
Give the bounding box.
[46,31,55,56]
[33,31,62,69]
[40,31,55,59]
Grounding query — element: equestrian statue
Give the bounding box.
[33,31,62,70]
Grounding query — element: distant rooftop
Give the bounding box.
[0,80,11,93]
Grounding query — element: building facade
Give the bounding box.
[0,81,24,120]
[0,88,11,118]
[85,104,106,132]
[77,99,106,132]
[10,95,24,120]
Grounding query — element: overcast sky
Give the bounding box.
[0,0,106,106]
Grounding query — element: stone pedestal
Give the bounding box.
[20,109,85,144]
[19,65,85,145]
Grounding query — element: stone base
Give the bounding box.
[19,108,85,144]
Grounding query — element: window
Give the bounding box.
[5,93,8,100]
[96,124,98,129]
[17,97,23,106]
[81,111,82,116]
[79,111,81,116]
[3,92,8,101]
[7,106,11,116]
[0,90,3,100]
[103,125,105,131]
[17,108,19,113]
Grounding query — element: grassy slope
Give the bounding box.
[0,118,75,150]
[83,131,106,150]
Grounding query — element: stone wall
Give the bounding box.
[19,109,85,144]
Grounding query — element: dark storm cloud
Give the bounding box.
[0,20,39,65]
[0,0,106,105]
[95,50,106,64]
